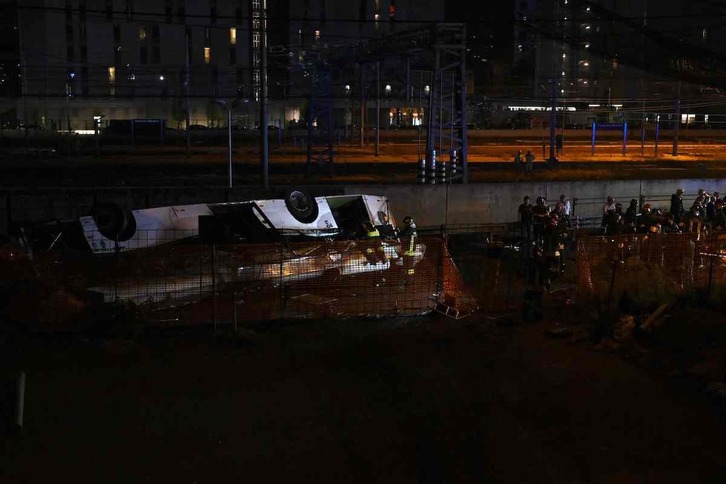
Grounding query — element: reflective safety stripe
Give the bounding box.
[404,233,417,256]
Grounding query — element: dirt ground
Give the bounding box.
[3,144,726,482]
[3,250,726,483]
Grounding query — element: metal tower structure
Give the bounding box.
[305,22,469,183]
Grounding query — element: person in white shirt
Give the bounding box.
[601,195,616,231]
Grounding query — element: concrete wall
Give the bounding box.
[344,178,724,226]
[1,179,723,235]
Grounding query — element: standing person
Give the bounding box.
[553,195,567,220]
[670,188,685,225]
[399,216,418,283]
[601,196,616,233]
[514,149,523,172]
[532,196,549,244]
[525,149,535,174]
[518,196,533,246]
[624,199,639,232]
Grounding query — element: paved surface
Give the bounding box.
[3,138,726,188]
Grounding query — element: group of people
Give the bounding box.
[518,194,572,251]
[514,149,537,174]
[600,188,726,235]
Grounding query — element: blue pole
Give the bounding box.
[591,122,596,156]
[622,122,628,156]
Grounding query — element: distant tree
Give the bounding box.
[206,99,223,128]
[171,99,185,129]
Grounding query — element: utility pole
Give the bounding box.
[549,79,557,163]
[185,28,191,157]
[672,81,680,156]
[375,61,380,157]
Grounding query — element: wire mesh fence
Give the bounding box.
[19,234,478,330]
[576,233,726,308]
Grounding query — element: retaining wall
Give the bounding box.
[1,179,722,234]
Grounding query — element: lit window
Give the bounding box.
[230,28,237,45]
[585,25,590,30]
[584,43,590,49]
[139,26,147,41]
[562,53,566,58]
[344,84,351,94]
[108,66,116,82]
[385,84,391,95]
[204,47,211,64]
[562,71,565,76]
[314,30,320,41]
[374,13,380,21]
[424,85,430,95]
[159,75,164,81]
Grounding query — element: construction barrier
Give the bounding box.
[5,234,478,331]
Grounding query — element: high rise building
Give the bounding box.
[515,0,726,112]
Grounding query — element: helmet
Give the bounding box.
[403,216,413,225]
[643,203,652,212]
[630,199,638,206]
[607,196,614,203]
[536,196,544,205]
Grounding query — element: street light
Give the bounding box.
[216,100,233,188]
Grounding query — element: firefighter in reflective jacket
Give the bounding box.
[399,216,417,279]
[360,221,387,265]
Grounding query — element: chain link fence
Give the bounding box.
[9,234,478,331]
[576,233,726,308]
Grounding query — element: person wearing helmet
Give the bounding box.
[399,216,417,238]
[399,216,418,281]
[638,203,659,233]
[623,199,639,231]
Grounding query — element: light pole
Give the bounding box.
[216,100,233,188]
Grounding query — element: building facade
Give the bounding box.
[11,0,445,130]
[514,0,726,123]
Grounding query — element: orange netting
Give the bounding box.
[576,233,726,306]
[7,235,477,329]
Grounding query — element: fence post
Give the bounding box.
[15,371,25,430]
[212,243,217,332]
